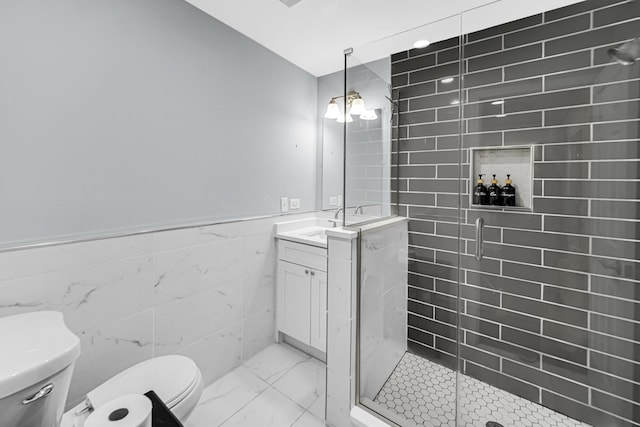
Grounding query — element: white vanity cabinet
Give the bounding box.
[276,239,327,353]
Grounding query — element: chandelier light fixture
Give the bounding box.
[324,90,377,122]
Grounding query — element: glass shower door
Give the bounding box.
[352,1,640,426]
[456,1,640,426]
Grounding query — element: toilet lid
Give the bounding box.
[86,355,199,410]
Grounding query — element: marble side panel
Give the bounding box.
[326,367,354,427]
[361,224,406,253]
[327,314,353,377]
[327,258,353,319]
[328,238,355,261]
[359,220,408,401]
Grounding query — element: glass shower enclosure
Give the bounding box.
[347,0,640,425]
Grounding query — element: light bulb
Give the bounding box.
[324,100,340,119]
[348,97,367,116]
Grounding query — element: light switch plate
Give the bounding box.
[329,197,338,206]
[290,198,300,209]
[280,197,289,213]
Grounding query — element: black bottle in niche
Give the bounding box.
[473,174,489,205]
[500,174,516,206]
[488,174,502,206]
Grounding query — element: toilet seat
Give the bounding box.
[85,355,199,411]
[62,355,202,426]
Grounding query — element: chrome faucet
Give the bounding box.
[330,207,345,228]
[354,205,364,215]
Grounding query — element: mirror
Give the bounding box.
[320,57,393,217]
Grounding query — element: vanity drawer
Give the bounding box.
[278,239,327,272]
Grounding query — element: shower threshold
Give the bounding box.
[368,352,590,427]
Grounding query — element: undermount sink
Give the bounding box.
[274,216,361,248]
[300,228,329,238]
[278,225,333,247]
[275,220,337,248]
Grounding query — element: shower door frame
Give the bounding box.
[348,27,467,425]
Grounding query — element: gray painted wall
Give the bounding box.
[0,0,317,247]
[317,69,343,210]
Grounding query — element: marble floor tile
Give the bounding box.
[242,343,310,384]
[307,392,326,421]
[219,388,305,427]
[186,366,268,427]
[273,358,326,411]
[187,344,326,427]
[292,411,327,427]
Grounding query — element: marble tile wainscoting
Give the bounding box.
[0,212,315,408]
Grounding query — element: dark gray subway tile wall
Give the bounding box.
[390,0,640,425]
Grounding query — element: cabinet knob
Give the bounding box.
[310,270,315,276]
[305,269,310,274]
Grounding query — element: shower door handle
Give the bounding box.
[475,217,484,261]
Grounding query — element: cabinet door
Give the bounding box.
[277,261,311,345]
[310,270,327,352]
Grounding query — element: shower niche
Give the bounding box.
[470,146,534,210]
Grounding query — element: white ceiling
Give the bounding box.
[184,0,585,77]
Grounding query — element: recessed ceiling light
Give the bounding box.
[441,77,454,84]
[496,114,507,118]
[413,40,430,49]
[450,100,460,105]
[491,100,505,105]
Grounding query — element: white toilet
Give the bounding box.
[0,311,203,427]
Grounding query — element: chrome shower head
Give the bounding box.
[608,38,640,65]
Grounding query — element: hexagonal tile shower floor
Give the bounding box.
[373,352,590,426]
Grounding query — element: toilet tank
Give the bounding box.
[0,312,81,427]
